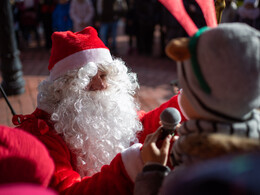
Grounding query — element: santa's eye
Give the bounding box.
[100,73,107,80]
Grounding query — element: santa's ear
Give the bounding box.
[165,37,190,62]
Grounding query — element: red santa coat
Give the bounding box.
[13,95,185,195]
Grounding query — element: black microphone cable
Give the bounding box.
[0,84,17,116]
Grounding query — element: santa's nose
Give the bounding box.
[87,74,107,91]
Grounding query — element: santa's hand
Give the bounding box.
[141,128,172,166]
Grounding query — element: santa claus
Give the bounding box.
[13,26,185,194]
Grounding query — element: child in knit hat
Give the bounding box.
[134,0,260,194]
[168,22,260,166]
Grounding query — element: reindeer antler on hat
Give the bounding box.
[159,0,217,62]
[159,0,217,37]
[160,0,218,95]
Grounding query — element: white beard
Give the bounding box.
[48,61,142,177]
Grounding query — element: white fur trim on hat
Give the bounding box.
[50,48,112,81]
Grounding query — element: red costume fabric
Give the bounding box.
[0,125,54,187]
[13,95,185,195]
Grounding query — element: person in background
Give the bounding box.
[39,0,56,49]
[16,0,40,48]
[237,0,260,30]
[96,0,127,55]
[221,0,238,23]
[52,0,72,32]
[96,0,123,55]
[135,0,159,56]
[69,0,94,32]
[159,5,186,58]
[125,0,138,55]
[10,0,21,48]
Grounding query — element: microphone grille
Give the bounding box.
[160,107,181,129]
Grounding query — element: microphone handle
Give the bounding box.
[158,127,176,140]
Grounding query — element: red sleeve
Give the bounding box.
[62,154,133,195]
[137,94,186,143]
[15,115,134,195]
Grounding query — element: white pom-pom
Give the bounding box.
[85,62,98,77]
[78,62,98,79]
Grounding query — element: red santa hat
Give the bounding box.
[0,125,54,187]
[49,26,113,81]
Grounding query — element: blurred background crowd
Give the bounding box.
[9,0,260,57]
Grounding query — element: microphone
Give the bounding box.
[158,107,181,140]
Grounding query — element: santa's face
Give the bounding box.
[38,59,142,177]
[85,70,108,91]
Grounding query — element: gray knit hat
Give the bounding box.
[178,23,260,122]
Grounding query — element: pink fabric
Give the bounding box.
[0,125,54,187]
[0,184,57,195]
